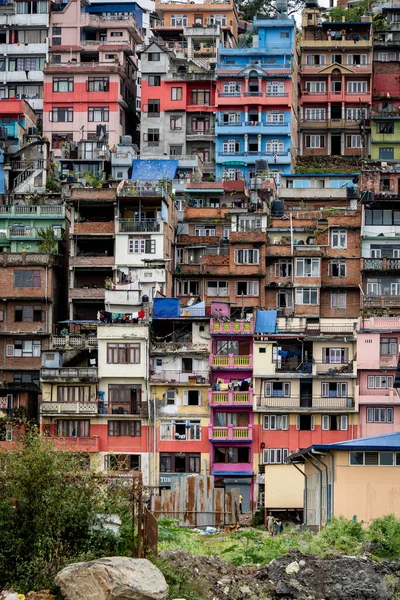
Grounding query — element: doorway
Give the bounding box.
[225,478,252,512]
[331,134,341,155]
[300,379,312,408]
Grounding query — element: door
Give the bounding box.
[225,479,251,512]
[237,413,249,427]
[300,378,312,407]
[379,147,394,160]
[331,134,341,155]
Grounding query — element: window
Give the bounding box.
[195,226,216,236]
[267,82,284,95]
[295,288,318,305]
[53,77,73,92]
[52,26,61,35]
[350,451,396,466]
[266,112,284,123]
[107,343,140,364]
[171,87,182,101]
[160,452,200,473]
[88,107,109,122]
[14,305,42,322]
[148,76,161,86]
[170,115,182,131]
[296,415,315,431]
[371,249,382,258]
[380,337,398,356]
[295,258,320,277]
[265,382,290,397]
[379,148,395,160]
[367,376,394,389]
[305,135,325,148]
[236,281,259,296]
[347,108,368,121]
[263,415,289,430]
[322,347,348,364]
[331,229,347,248]
[50,107,73,122]
[108,385,142,414]
[347,81,368,93]
[280,31,289,38]
[6,340,41,357]
[9,57,45,71]
[191,90,210,105]
[148,52,160,61]
[234,249,259,264]
[214,447,250,463]
[166,390,175,405]
[321,382,348,397]
[128,238,155,254]
[347,135,362,148]
[366,407,393,423]
[277,290,292,308]
[13,371,40,386]
[57,386,90,402]
[223,140,239,154]
[330,260,346,277]
[170,14,188,26]
[262,448,288,464]
[322,415,348,431]
[88,77,109,92]
[105,54,118,60]
[145,128,159,145]
[223,82,241,94]
[147,99,160,116]
[275,260,292,278]
[266,140,284,153]
[14,270,41,288]
[184,390,201,406]
[16,1,48,13]
[377,52,396,62]
[207,281,229,297]
[182,357,193,373]
[108,421,141,436]
[176,280,199,296]
[305,108,326,120]
[347,54,367,65]
[305,81,326,93]
[161,419,200,441]
[377,122,394,134]
[305,54,326,65]
[57,420,89,437]
[107,454,141,471]
[331,291,346,309]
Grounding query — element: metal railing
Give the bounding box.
[150,370,209,383]
[257,396,355,410]
[315,362,353,375]
[211,354,252,368]
[273,359,313,373]
[118,219,161,233]
[209,425,252,440]
[41,368,98,381]
[40,402,98,415]
[209,390,253,405]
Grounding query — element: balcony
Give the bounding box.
[209,389,253,406]
[256,396,355,411]
[69,288,105,300]
[363,295,400,309]
[300,38,371,49]
[40,368,98,383]
[53,436,100,452]
[70,256,114,268]
[84,14,143,43]
[210,354,253,369]
[68,220,113,236]
[216,92,290,107]
[362,258,400,272]
[209,424,252,441]
[0,226,64,241]
[0,205,65,218]
[118,219,162,233]
[273,359,313,374]
[380,354,399,368]
[299,118,366,130]
[150,370,209,384]
[215,121,290,135]
[151,342,209,354]
[216,150,291,164]
[211,319,254,335]
[50,335,98,351]
[104,289,142,307]
[40,402,98,415]
[44,62,128,76]
[314,362,355,376]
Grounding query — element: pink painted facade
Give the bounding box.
[357,317,400,438]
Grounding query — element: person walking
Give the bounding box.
[267,511,274,535]
[239,494,243,514]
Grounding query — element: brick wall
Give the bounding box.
[0,266,56,300]
[73,222,115,234]
[320,288,360,318]
[0,301,48,333]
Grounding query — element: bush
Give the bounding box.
[367,515,400,558]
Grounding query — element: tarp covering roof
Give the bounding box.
[153,298,180,319]
[131,159,178,181]
[255,310,277,333]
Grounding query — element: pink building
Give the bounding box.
[357,317,400,437]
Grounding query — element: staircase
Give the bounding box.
[189,53,212,71]
[13,160,45,195]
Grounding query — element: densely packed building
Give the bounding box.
[1,0,400,525]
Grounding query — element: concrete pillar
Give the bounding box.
[245,105,249,123]
[244,78,248,94]
[258,105,262,122]
[258,134,262,152]
[187,37,192,58]
[244,134,248,152]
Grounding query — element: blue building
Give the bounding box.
[215,17,297,185]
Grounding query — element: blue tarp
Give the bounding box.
[153,298,180,319]
[85,2,143,26]
[131,160,178,182]
[255,310,277,333]
[180,301,205,317]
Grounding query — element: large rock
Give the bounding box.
[55,557,168,600]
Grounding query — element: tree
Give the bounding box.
[0,431,122,591]
[328,0,389,29]
[237,0,306,21]
[37,226,59,253]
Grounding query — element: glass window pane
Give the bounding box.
[350,451,364,465]
[380,452,394,466]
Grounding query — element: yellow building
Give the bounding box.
[288,432,400,526]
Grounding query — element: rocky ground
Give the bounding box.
[161,549,400,600]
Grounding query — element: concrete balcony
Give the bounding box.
[380,354,399,368]
[53,436,100,452]
[300,38,372,49]
[210,319,254,334]
[40,402,98,415]
[363,295,400,309]
[278,188,348,200]
[216,150,291,164]
[105,289,142,307]
[209,424,252,441]
[50,335,98,351]
[69,288,105,300]
[5,42,47,55]
[314,362,355,376]
[150,369,209,384]
[362,258,400,272]
[212,462,253,475]
[70,256,114,268]
[209,389,253,406]
[256,396,355,411]
[84,14,143,43]
[210,354,253,369]
[151,341,209,354]
[0,205,64,218]
[0,226,63,241]
[216,92,290,107]
[215,122,290,135]
[359,317,400,331]
[299,118,366,130]
[117,219,162,233]
[40,368,98,383]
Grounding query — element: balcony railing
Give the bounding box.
[273,359,313,374]
[50,335,98,351]
[209,424,252,441]
[40,402,98,415]
[210,354,253,368]
[256,396,355,411]
[118,219,161,233]
[209,389,253,406]
[0,205,64,216]
[363,295,400,308]
[150,370,209,383]
[211,319,254,334]
[362,258,400,271]
[54,436,100,452]
[40,368,98,382]
[315,362,354,375]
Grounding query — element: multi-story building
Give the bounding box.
[357,317,400,438]
[215,16,297,185]
[209,307,254,511]
[371,5,400,162]
[149,299,210,489]
[0,0,49,113]
[299,8,372,158]
[43,0,143,160]
[360,167,400,313]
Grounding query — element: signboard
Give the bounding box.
[159,473,189,488]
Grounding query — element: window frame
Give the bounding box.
[106,343,141,364]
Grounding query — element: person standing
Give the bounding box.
[239,494,243,514]
[267,512,274,535]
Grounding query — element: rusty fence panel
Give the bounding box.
[143,507,158,557]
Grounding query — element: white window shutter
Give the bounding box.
[321,382,329,397]
[263,415,269,430]
[263,448,269,464]
[340,415,348,430]
[183,390,188,406]
[265,383,271,397]
[322,415,329,430]
[283,448,289,462]
[296,415,300,430]
[311,415,315,430]
[6,345,14,357]
[282,415,289,430]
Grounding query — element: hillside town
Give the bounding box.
[0,0,400,539]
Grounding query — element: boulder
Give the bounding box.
[285,561,300,575]
[55,557,168,600]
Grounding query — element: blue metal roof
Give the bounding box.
[313,432,400,451]
[131,159,178,181]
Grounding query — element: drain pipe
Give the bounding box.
[303,453,323,530]
[291,462,307,525]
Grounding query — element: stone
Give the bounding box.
[239,586,251,596]
[55,557,168,600]
[285,561,300,575]
[299,560,306,567]
[26,592,55,600]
